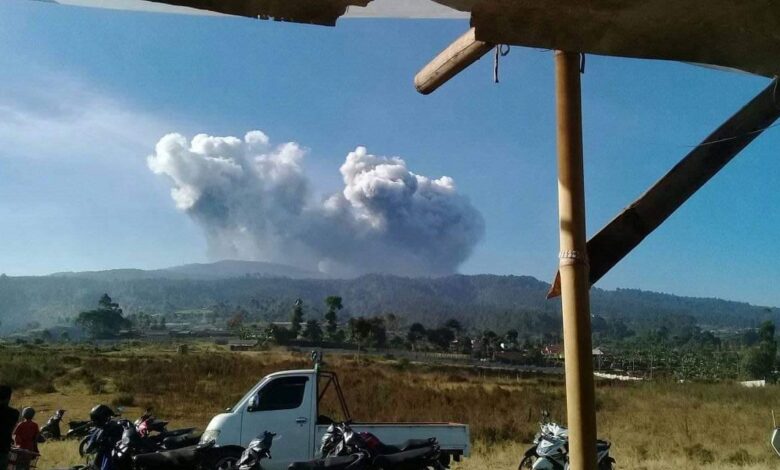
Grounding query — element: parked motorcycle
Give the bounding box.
[80,418,126,469]
[73,406,125,445]
[235,431,275,470]
[770,411,780,457]
[297,422,445,470]
[76,404,199,470]
[41,409,67,440]
[68,420,97,440]
[134,410,199,449]
[132,439,220,470]
[518,413,615,470]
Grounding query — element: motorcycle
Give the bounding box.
[80,419,126,470]
[41,409,67,440]
[78,410,199,470]
[68,420,97,440]
[134,411,199,449]
[235,431,275,470]
[518,413,615,470]
[73,407,125,445]
[294,422,445,470]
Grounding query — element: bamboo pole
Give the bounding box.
[414,28,494,95]
[554,50,598,470]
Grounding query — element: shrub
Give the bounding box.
[724,449,755,466]
[684,444,714,464]
[112,393,136,407]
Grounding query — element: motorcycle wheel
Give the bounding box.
[78,436,90,458]
[518,455,537,469]
[208,448,243,470]
[598,457,615,470]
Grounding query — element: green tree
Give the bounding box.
[76,294,130,339]
[291,299,304,338]
[324,296,343,340]
[227,311,246,330]
[264,324,293,344]
[742,321,777,380]
[427,327,455,351]
[369,317,387,348]
[407,323,427,351]
[303,320,324,343]
[444,319,462,334]
[349,317,374,357]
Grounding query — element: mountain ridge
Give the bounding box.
[50,259,328,281]
[1,260,774,335]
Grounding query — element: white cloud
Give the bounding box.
[0,72,167,161]
[148,131,485,276]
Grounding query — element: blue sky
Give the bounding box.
[1,0,779,306]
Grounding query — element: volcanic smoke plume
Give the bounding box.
[148,131,484,277]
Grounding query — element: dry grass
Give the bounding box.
[3,344,778,469]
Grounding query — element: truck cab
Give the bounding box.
[201,368,470,470]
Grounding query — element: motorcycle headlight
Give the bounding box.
[537,440,555,456]
[200,430,220,444]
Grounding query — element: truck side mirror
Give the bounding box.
[248,393,261,412]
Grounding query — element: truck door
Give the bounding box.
[241,375,313,470]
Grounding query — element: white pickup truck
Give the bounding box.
[199,368,470,470]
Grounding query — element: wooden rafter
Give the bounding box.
[547,79,780,298]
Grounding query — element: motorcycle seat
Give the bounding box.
[160,427,196,438]
[132,446,198,469]
[288,454,360,470]
[386,438,435,453]
[162,434,200,449]
[372,446,436,466]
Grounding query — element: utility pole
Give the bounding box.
[554,50,598,470]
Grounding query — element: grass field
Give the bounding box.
[2,342,778,469]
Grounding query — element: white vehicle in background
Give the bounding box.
[200,359,470,470]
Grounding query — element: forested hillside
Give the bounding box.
[0,263,775,334]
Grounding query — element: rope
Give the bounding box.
[493,44,511,84]
[688,122,780,148]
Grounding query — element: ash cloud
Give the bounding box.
[148,131,484,277]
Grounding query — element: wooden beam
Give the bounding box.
[414,28,494,95]
[471,0,780,78]
[548,79,780,298]
[149,0,371,26]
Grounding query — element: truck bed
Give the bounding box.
[314,422,470,457]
